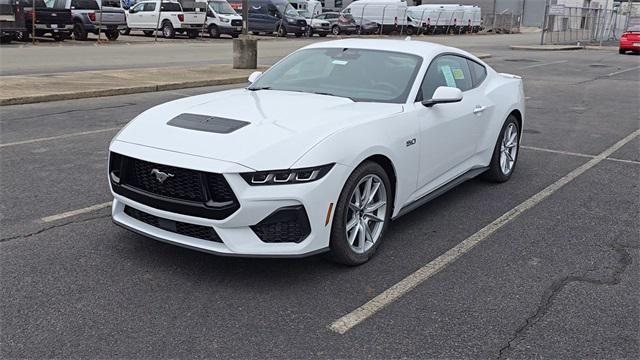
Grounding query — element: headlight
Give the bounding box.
[220,17,230,23]
[287,18,297,24]
[241,164,334,185]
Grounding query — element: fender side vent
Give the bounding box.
[167,113,249,134]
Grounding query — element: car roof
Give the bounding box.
[302,39,468,60]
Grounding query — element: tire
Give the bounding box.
[481,115,520,183]
[162,21,175,38]
[15,30,29,42]
[208,24,219,38]
[277,25,286,37]
[327,161,393,266]
[120,27,131,35]
[619,48,625,54]
[187,29,199,38]
[73,22,88,41]
[105,29,119,41]
[331,25,340,35]
[52,32,67,41]
[405,26,415,35]
[143,30,154,37]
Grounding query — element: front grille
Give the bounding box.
[251,206,310,243]
[109,152,240,220]
[297,20,307,27]
[231,19,242,27]
[124,206,222,243]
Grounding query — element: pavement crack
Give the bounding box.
[2,103,137,122]
[0,214,111,244]
[497,242,633,359]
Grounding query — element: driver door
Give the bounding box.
[128,2,145,28]
[414,54,484,194]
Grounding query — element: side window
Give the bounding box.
[418,55,472,101]
[131,2,144,11]
[143,2,155,11]
[468,59,487,87]
[266,4,278,17]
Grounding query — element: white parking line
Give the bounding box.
[40,202,112,223]
[329,129,640,334]
[519,60,568,69]
[521,145,640,165]
[0,127,121,148]
[605,66,640,77]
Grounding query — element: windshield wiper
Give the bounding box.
[312,91,356,102]
[247,86,272,91]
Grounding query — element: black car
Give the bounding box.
[0,0,26,43]
[16,0,73,41]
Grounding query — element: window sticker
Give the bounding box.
[332,60,348,65]
[452,68,465,80]
[440,65,457,87]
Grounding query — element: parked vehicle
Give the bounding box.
[71,0,126,40]
[288,0,321,16]
[204,0,241,38]
[109,39,525,265]
[0,0,26,43]
[124,0,205,38]
[342,0,416,35]
[315,11,353,35]
[228,0,306,37]
[16,0,73,41]
[297,8,328,37]
[619,25,640,54]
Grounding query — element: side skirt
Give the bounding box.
[393,167,488,220]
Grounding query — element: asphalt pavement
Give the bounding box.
[1,45,639,358]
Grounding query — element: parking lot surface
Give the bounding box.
[1,42,639,358]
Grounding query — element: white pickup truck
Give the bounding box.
[124,0,205,38]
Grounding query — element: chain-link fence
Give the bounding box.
[541,3,638,45]
[484,12,521,34]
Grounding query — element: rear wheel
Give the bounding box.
[73,22,88,41]
[208,24,220,38]
[482,115,520,183]
[105,29,119,40]
[327,161,392,266]
[162,21,175,38]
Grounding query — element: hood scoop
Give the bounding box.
[167,113,249,134]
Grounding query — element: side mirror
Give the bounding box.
[248,71,263,84]
[422,86,463,107]
[128,8,135,13]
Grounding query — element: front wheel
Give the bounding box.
[208,25,219,38]
[327,161,392,265]
[277,25,286,37]
[482,115,520,182]
[331,25,340,36]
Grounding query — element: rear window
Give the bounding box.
[467,59,487,87]
[71,0,99,10]
[160,2,181,11]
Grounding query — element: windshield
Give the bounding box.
[209,0,235,14]
[249,48,422,103]
[297,9,310,18]
[277,3,298,18]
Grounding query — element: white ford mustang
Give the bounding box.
[109,39,524,265]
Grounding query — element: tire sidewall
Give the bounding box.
[209,25,219,38]
[485,115,520,182]
[162,22,174,38]
[329,161,393,265]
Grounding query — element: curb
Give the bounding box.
[509,45,584,51]
[0,77,249,106]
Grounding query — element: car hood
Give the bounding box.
[115,89,403,170]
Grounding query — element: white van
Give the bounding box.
[342,0,420,35]
[289,0,322,17]
[204,0,242,38]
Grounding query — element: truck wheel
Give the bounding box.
[331,25,340,36]
[73,22,88,41]
[208,25,220,38]
[120,27,131,35]
[52,32,67,42]
[277,26,287,37]
[162,21,175,38]
[15,31,28,42]
[105,29,119,41]
[405,26,415,35]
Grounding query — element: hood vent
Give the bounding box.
[167,113,249,134]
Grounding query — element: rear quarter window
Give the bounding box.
[71,0,100,10]
[160,2,181,11]
[468,59,487,87]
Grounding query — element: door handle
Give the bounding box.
[473,105,487,114]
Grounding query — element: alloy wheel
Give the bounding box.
[345,174,387,254]
[499,123,518,175]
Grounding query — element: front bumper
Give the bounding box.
[109,141,349,257]
[219,23,243,35]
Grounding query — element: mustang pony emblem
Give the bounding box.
[150,168,174,183]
